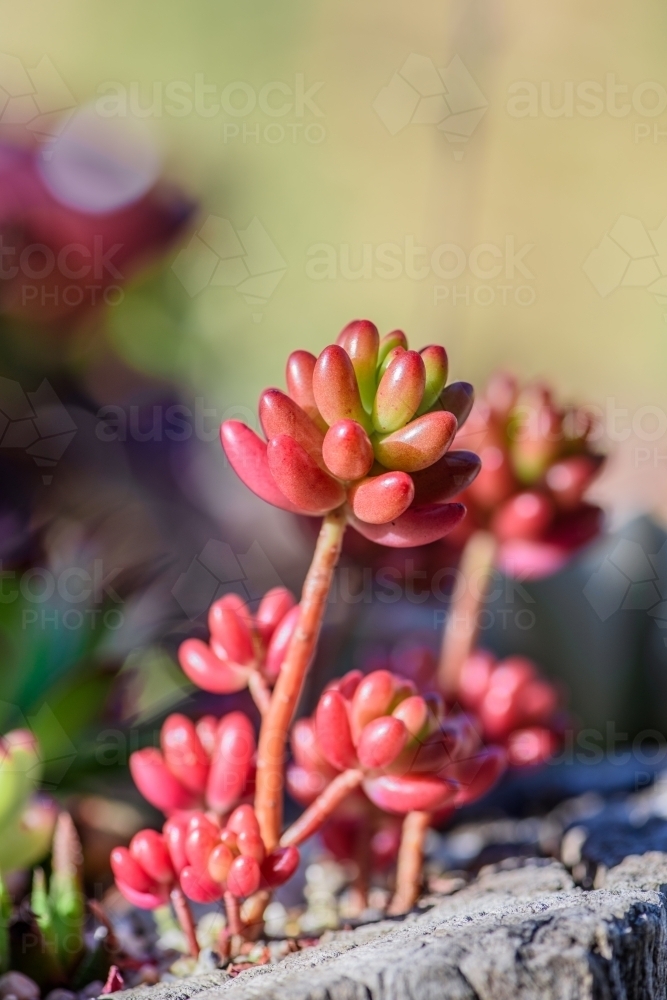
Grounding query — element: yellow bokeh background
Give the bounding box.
[4,0,666,431]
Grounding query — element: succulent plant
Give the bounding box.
[281,669,506,845]
[177,588,299,713]
[457,650,563,766]
[0,730,57,875]
[111,807,299,952]
[129,711,255,816]
[219,322,479,853]
[452,372,605,578]
[30,814,86,981]
[221,321,479,548]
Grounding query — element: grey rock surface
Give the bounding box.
[110,853,667,1000]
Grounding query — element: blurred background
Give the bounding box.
[0,0,666,862]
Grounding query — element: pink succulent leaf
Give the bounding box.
[129,748,200,814]
[348,502,466,548]
[372,350,425,433]
[363,773,456,814]
[220,420,301,512]
[264,602,300,680]
[259,388,325,462]
[267,433,346,514]
[206,712,256,813]
[374,410,458,472]
[349,471,415,524]
[178,638,249,694]
[322,420,374,480]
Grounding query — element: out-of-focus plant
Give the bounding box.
[30,813,85,980]
[457,650,563,766]
[0,139,193,331]
[129,712,256,816]
[439,372,605,692]
[0,730,57,874]
[111,808,299,956]
[177,587,300,714]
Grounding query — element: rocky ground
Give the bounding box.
[103,770,667,1000]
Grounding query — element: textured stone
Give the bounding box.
[109,854,667,1000]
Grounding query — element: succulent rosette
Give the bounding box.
[167,806,299,904]
[452,372,605,577]
[221,321,481,548]
[111,807,299,909]
[287,713,402,872]
[457,651,563,766]
[178,588,298,697]
[129,711,255,816]
[290,669,506,818]
[110,828,176,909]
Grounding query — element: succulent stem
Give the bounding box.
[280,768,364,848]
[247,672,271,717]
[223,891,243,938]
[255,506,347,851]
[388,810,430,915]
[438,530,498,693]
[170,886,199,958]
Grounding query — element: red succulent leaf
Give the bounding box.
[373,350,425,433]
[110,847,157,894]
[286,350,326,431]
[206,712,256,813]
[315,690,357,771]
[259,387,325,462]
[363,773,456,814]
[261,845,300,888]
[227,855,261,897]
[255,587,296,646]
[161,715,210,796]
[267,433,345,514]
[374,410,457,472]
[178,638,249,694]
[349,502,465,548]
[322,420,374,480]
[264,602,300,680]
[180,864,224,903]
[313,344,369,428]
[115,880,169,910]
[129,748,199,814]
[349,471,415,524]
[220,420,301,512]
[356,716,408,769]
[129,830,175,885]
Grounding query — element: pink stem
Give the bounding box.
[255,507,347,851]
[388,810,431,915]
[170,886,199,958]
[438,530,498,694]
[280,769,364,848]
[248,671,272,717]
